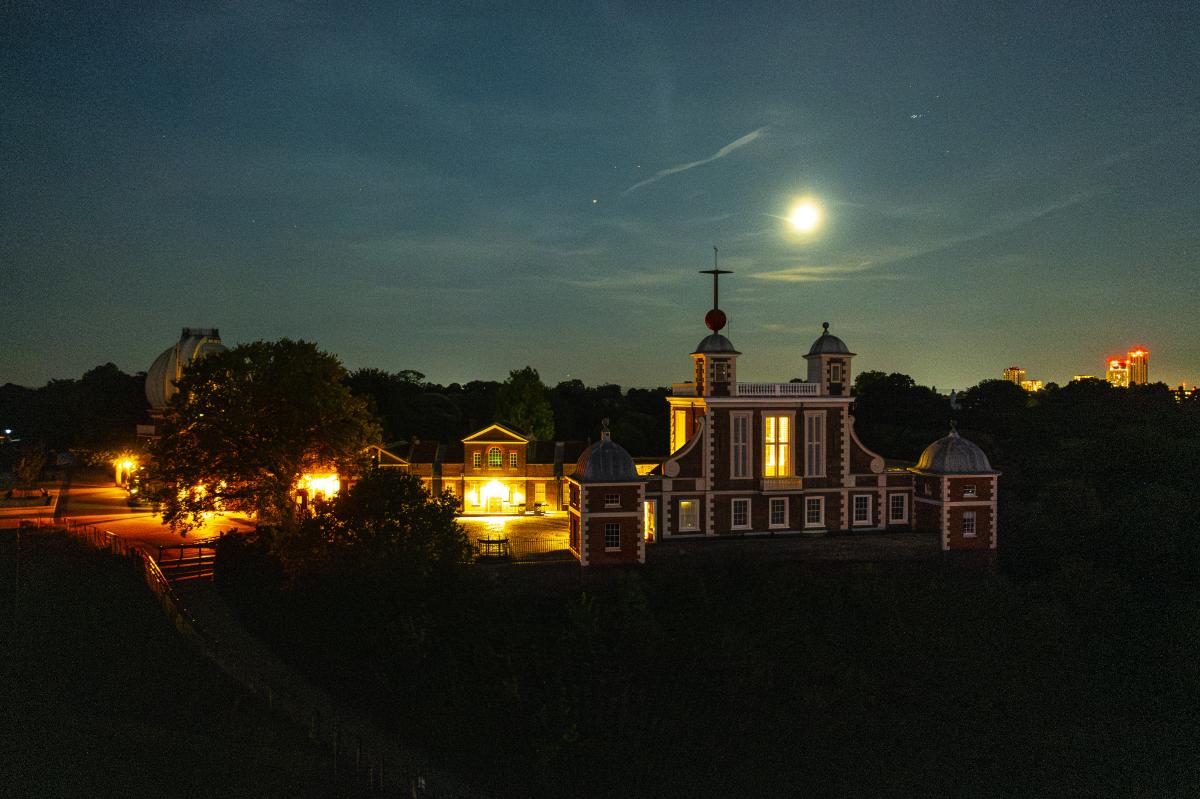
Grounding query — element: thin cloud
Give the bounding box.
[622,127,769,195]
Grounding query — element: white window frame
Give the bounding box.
[605,522,621,551]
[472,451,482,469]
[678,498,699,531]
[889,493,908,523]
[509,452,518,469]
[730,412,751,479]
[852,494,871,526]
[763,412,794,478]
[731,498,751,530]
[769,497,788,528]
[963,510,977,538]
[487,447,502,468]
[804,496,825,528]
[804,410,826,478]
[604,493,620,508]
[963,483,978,498]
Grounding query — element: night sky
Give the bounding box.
[4,2,1198,390]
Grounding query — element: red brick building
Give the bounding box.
[370,423,584,514]
[567,424,647,566]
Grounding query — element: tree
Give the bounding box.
[153,339,381,534]
[273,468,470,582]
[496,366,554,441]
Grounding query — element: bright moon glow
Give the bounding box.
[789,202,822,232]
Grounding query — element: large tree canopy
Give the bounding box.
[495,366,554,441]
[154,339,381,533]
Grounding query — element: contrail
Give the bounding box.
[622,127,768,195]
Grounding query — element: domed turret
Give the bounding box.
[914,426,997,475]
[807,323,852,356]
[803,322,855,395]
[692,332,740,356]
[146,328,226,413]
[572,426,641,483]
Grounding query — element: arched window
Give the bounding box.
[488,447,502,468]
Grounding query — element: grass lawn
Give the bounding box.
[0,530,350,798]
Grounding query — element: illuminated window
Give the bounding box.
[672,409,689,453]
[509,452,518,468]
[889,494,907,522]
[805,497,824,527]
[605,493,620,508]
[963,511,977,538]
[488,447,502,468]
[605,523,621,550]
[963,483,977,498]
[732,498,750,529]
[472,451,482,469]
[764,415,791,477]
[535,483,546,505]
[679,499,699,531]
[830,362,843,384]
[805,412,826,477]
[853,495,871,525]
[731,412,750,478]
[770,497,787,527]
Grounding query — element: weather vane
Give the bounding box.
[699,245,732,332]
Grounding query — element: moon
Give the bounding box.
[789,201,822,233]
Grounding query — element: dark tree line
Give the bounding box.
[853,373,1200,585]
[0,363,147,453]
[345,367,670,456]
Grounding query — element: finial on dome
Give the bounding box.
[601,417,611,440]
[949,419,959,437]
[822,321,829,334]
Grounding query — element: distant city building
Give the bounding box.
[1072,375,1098,382]
[1127,347,1149,385]
[1172,384,1198,403]
[1105,358,1130,389]
[1003,366,1026,385]
[1020,380,1044,392]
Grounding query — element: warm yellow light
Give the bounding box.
[788,201,822,233]
[480,479,509,503]
[299,473,340,500]
[120,460,134,470]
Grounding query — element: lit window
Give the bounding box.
[509,452,518,468]
[805,412,825,477]
[488,447,502,468]
[731,413,750,478]
[605,522,621,550]
[805,497,824,527]
[963,511,977,538]
[889,494,907,522]
[963,483,977,498]
[732,498,750,529]
[770,497,787,527]
[472,451,482,469]
[853,495,871,524]
[764,415,791,477]
[605,493,620,508]
[672,409,689,453]
[679,499,699,531]
[535,483,546,504]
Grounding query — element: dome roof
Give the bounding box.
[806,322,854,357]
[914,427,997,475]
[146,328,226,411]
[572,428,641,484]
[692,332,741,355]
